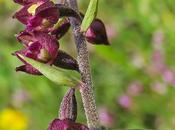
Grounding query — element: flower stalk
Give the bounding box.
[67,0,100,129]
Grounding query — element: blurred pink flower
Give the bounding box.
[152,50,164,67]
[170,79,175,87]
[12,89,30,107]
[131,53,145,68]
[162,69,175,84]
[151,82,167,95]
[147,50,165,76]
[152,30,164,48]
[151,50,165,73]
[106,24,117,39]
[127,81,143,96]
[99,107,115,127]
[117,94,132,109]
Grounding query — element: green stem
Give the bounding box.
[67,0,100,129]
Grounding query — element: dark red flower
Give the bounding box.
[13,0,59,32]
[47,119,89,130]
[14,31,59,75]
[26,1,59,32]
[13,0,47,24]
[86,19,110,45]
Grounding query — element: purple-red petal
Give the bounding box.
[33,32,59,63]
[16,64,41,75]
[13,4,32,24]
[16,31,36,46]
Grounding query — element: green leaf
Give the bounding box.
[19,55,80,87]
[81,0,99,32]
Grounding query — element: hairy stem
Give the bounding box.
[67,0,100,129]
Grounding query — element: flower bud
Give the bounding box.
[86,19,110,45]
[53,50,79,72]
[47,119,89,130]
[59,88,77,121]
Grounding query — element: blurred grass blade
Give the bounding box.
[81,0,99,32]
[19,55,80,87]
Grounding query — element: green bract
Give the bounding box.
[19,54,80,87]
[81,0,99,32]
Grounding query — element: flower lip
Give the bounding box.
[33,31,59,64]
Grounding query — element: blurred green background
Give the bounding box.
[1,0,175,130]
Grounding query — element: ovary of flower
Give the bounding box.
[0,108,28,130]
